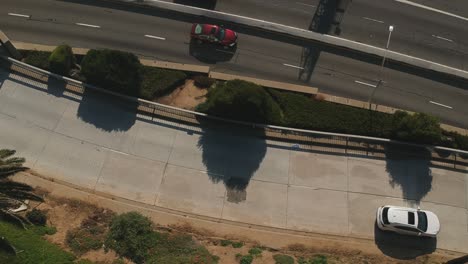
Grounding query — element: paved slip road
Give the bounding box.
[1,0,468,128]
[1,68,468,255]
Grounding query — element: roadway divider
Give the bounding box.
[1,54,467,172]
[100,0,468,84]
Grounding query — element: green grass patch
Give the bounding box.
[140,66,188,100]
[21,50,51,70]
[298,255,328,264]
[0,220,75,264]
[273,254,294,264]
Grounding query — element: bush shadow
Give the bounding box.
[385,144,432,206]
[374,221,437,259]
[76,88,137,132]
[189,40,236,64]
[174,0,217,10]
[196,119,266,203]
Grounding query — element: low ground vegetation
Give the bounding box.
[140,66,188,100]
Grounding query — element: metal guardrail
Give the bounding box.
[1,55,467,171]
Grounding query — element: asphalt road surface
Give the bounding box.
[1,0,467,128]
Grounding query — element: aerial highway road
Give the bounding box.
[1,0,467,128]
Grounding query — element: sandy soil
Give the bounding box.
[156,79,207,110]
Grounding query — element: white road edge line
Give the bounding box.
[395,0,468,22]
[75,23,101,28]
[362,17,384,24]
[8,13,30,18]
[102,147,129,156]
[144,34,166,40]
[355,80,377,88]
[429,101,453,109]
[431,34,453,43]
[283,63,304,70]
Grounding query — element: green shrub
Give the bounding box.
[232,241,244,248]
[311,255,327,264]
[391,111,442,144]
[197,79,282,124]
[81,49,142,96]
[140,66,187,99]
[75,259,95,264]
[66,225,105,255]
[193,75,215,88]
[49,44,75,76]
[240,254,253,264]
[270,90,392,137]
[248,247,262,257]
[105,212,154,263]
[23,50,51,70]
[26,209,47,226]
[273,254,294,264]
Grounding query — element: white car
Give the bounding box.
[376,205,440,237]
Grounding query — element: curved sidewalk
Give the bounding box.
[0,69,467,254]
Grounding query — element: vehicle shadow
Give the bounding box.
[189,40,236,64]
[196,119,266,203]
[76,88,137,132]
[384,144,432,206]
[374,221,437,259]
[174,0,217,10]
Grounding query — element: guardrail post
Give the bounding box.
[345,137,348,154]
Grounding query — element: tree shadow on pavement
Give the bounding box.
[374,221,436,259]
[197,121,266,203]
[174,0,217,10]
[385,144,432,206]
[76,88,137,132]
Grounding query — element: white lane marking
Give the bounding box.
[144,34,166,40]
[75,23,101,28]
[283,63,304,70]
[362,17,384,24]
[102,147,129,156]
[355,80,377,88]
[8,13,30,18]
[429,100,453,109]
[431,34,453,42]
[296,2,315,7]
[395,0,468,22]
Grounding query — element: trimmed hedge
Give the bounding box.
[23,50,51,70]
[81,49,142,96]
[49,44,75,76]
[198,79,282,124]
[140,66,187,100]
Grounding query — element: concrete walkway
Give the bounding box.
[0,69,467,255]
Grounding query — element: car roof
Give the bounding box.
[387,207,418,226]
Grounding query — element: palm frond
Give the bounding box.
[0,236,17,256]
[0,209,30,229]
[0,149,15,159]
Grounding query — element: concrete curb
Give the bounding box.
[209,71,318,94]
[0,32,22,59]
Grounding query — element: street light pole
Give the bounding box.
[368,25,394,109]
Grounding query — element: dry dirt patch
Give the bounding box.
[156,79,207,110]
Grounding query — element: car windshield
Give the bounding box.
[417,211,428,232]
[216,28,225,41]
